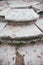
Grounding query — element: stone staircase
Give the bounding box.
[0,0,43,65]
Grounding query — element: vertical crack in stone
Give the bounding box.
[15,51,25,65]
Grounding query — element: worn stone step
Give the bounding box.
[5,9,39,22]
[0,8,39,24]
[0,24,43,43]
[18,41,43,65]
[7,1,40,8]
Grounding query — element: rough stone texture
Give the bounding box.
[0,24,42,39]
[35,18,43,32]
[5,9,39,21]
[0,1,43,65]
[7,0,40,8]
[0,41,43,65]
[18,41,43,65]
[0,44,16,65]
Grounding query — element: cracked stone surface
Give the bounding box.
[0,24,42,39]
[0,44,16,65]
[0,0,43,65]
[7,0,40,8]
[0,41,43,65]
[18,41,43,65]
[5,9,39,21]
[35,17,43,32]
[32,3,43,13]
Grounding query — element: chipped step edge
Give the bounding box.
[0,34,43,44]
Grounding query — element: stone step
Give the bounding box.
[0,8,39,25]
[5,9,39,22]
[0,24,43,43]
[18,41,43,65]
[32,3,43,13]
[0,41,43,65]
[7,1,40,8]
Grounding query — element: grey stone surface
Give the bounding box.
[18,41,43,65]
[5,9,39,21]
[0,24,42,39]
[32,3,43,13]
[35,18,43,32]
[7,0,40,8]
[0,44,16,65]
[0,22,7,31]
[0,8,7,17]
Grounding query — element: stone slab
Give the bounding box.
[7,1,40,8]
[5,9,39,22]
[0,44,16,65]
[35,18,43,32]
[0,24,42,39]
[18,41,43,65]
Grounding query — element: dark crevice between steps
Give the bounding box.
[0,34,43,45]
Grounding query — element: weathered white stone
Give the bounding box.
[35,18,43,31]
[32,3,43,13]
[0,24,42,39]
[18,42,43,65]
[0,7,5,11]
[0,44,16,65]
[5,9,39,21]
[7,1,40,8]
